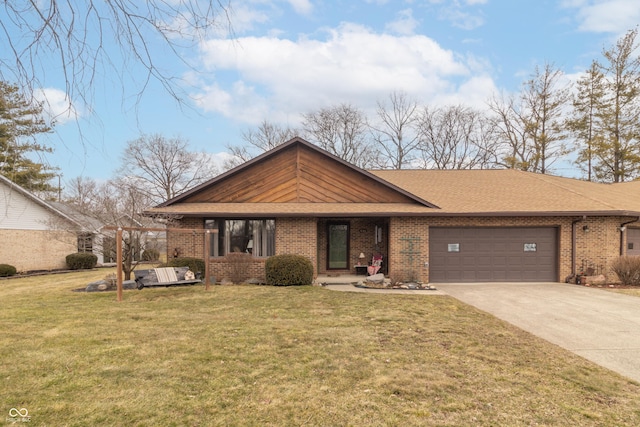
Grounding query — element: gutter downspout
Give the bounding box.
[571,216,586,277]
[619,217,640,256]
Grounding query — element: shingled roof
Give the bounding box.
[371,169,640,216]
[145,138,640,218]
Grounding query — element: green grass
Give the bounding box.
[3,269,640,426]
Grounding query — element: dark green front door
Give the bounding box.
[328,223,349,269]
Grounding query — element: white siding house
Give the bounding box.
[0,175,80,272]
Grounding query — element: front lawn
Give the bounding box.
[2,269,640,426]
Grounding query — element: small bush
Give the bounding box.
[163,257,205,274]
[265,254,314,286]
[141,248,160,262]
[225,252,253,283]
[66,253,98,270]
[611,256,640,285]
[0,264,17,277]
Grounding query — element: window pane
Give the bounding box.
[205,218,275,257]
[266,220,275,256]
[227,220,253,253]
[328,224,348,269]
[252,220,275,257]
[77,233,93,253]
[205,219,223,256]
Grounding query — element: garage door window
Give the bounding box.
[524,243,537,252]
[448,243,460,252]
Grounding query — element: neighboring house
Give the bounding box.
[47,201,108,263]
[48,203,168,265]
[0,175,81,272]
[146,137,640,283]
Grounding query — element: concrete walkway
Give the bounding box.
[435,282,640,383]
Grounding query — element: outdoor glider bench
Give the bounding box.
[134,267,202,290]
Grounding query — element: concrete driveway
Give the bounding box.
[436,282,640,383]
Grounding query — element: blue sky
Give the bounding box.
[20,0,640,182]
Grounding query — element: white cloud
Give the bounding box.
[194,23,497,125]
[562,0,640,33]
[226,4,271,34]
[438,6,484,30]
[423,0,486,30]
[385,9,420,36]
[287,0,313,15]
[33,88,80,125]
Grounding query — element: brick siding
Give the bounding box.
[168,215,634,284]
[0,229,77,272]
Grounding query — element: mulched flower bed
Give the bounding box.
[354,282,437,291]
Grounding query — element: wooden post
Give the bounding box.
[116,227,123,302]
[205,230,211,290]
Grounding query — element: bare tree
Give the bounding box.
[65,176,101,211]
[117,134,218,204]
[103,180,156,280]
[55,177,157,280]
[224,120,297,170]
[487,63,571,175]
[302,103,378,168]
[369,91,421,169]
[417,105,499,169]
[520,62,571,174]
[0,1,232,111]
[486,93,531,170]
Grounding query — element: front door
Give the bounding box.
[328,222,349,269]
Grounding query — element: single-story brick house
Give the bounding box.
[0,174,166,272]
[0,174,81,272]
[147,137,640,283]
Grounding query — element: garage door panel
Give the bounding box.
[477,255,492,265]
[430,227,558,283]
[462,256,478,266]
[492,257,507,267]
[476,271,494,281]
[476,242,492,251]
[462,271,480,281]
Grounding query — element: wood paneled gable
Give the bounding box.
[172,138,433,206]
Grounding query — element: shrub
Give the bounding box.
[141,248,160,262]
[265,254,314,286]
[0,264,17,277]
[163,257,205,274]
[225,252,253,284]
[66,252,98,270]
[610,256,640,285]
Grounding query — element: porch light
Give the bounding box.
[583,225,590,232]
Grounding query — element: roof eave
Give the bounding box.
[145,208,640,218]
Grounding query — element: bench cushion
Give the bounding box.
[155,267,178,283]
